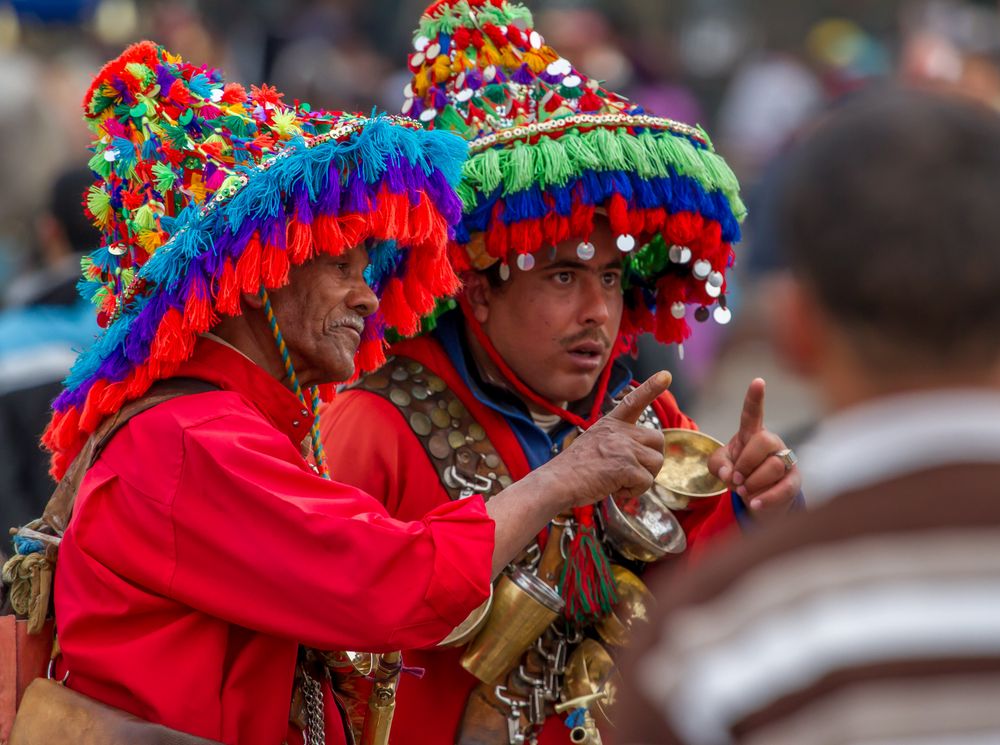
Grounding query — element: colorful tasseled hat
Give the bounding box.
[404,0,746,349]
[43,41,467,480]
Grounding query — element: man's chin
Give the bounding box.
[544,369,603,406]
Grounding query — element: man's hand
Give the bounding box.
[485,371,670,576]
[708,378,801,519]
[545,371,670,509]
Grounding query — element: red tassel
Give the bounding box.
[449,242,472,272]
[182,279,217,333]
[379,276,419,336]
[402,272,436,317]
[338,213,370,252]
[125,363,153,398]
[261,242,291,288]
[98,381,127,413]
[664,212,704,247]
[655,275,691,345]
[569,202,595,238]
[287,219,314,264]
[409,196,436,245]
[44,406,80,453]
[236,233,263,293]
[355,337,387,375]
[607,194,630,236]
[79,380,108,434]
[509,219,542,257]
[312,214,345,258]
[485,219,510,260]
[150,307,193,363]
[214,259,240,316]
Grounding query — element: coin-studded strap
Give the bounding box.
[353,356,513,502]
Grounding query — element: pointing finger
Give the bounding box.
[607,371,672,424]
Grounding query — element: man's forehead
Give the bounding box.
[533,239,624,270]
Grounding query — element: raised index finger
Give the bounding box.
[607,371,672,424]
[738,378,766,440]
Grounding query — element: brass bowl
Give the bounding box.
[437,584,493,647]
[563,638,622,728]
[595,565,655,648]
[600,489,686,562]
[656,428,727,499]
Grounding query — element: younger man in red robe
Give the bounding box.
[321,2,802,744]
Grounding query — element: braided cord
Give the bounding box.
[260,289,330,479]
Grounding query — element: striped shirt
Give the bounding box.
[618,390,1000,745]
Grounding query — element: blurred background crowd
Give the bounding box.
[2,0,1000,526]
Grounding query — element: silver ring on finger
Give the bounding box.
[772,447,798,471]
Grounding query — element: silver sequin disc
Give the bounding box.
[616,234,636,252]
[577,241,596,260]
[713,306,732,325]
[456,88,474,102]
[670,301,685,319]
[108,243,127,256]
[692,259,711,279]
[498,263,511,281]
[530,31,543,49]
[414,35,430,52]
[426,42,441,59]
[516,253,535,271]
[707,271,724,288]
[563,74,582,87]
[705,281,722,298]
[419,108,438,122]
[410,52,425,67]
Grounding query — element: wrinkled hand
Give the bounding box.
[546,371,670,510]
[708,378,801,518]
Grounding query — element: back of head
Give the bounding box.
[774,88,1000,372]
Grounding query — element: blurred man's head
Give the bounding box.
[771,89,1000,407]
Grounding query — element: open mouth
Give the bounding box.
[566,341,607,368]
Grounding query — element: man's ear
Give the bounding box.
[462,271,492,324]
[242,291,264,310]
[771,274,826,378]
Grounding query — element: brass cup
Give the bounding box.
[656,429,727,500]
[437,584,494,647]
[595,565,655,648]
[460,568,564,683]
[599,489,686,562]
[563,638,621,729]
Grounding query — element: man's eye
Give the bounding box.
[553,272,573,284]
[603,273,621,287]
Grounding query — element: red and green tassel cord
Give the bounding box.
[557,505,619,625]
[260,289,330,479]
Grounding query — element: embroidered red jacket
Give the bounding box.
[53,337,494,745]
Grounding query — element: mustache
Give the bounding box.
[559,328,613,350]
[328,315,366,334]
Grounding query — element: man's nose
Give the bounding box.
[579,277,611,326]
[348,279,379,318]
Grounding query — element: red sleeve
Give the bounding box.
[320,389,453,520]
[651,391,739,558]
[78,401,493,653]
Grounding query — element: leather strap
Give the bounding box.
[40,378,219,537]
[354,357,512,502]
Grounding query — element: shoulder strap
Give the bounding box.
[353,356,512,501]
[40,378,219,536]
